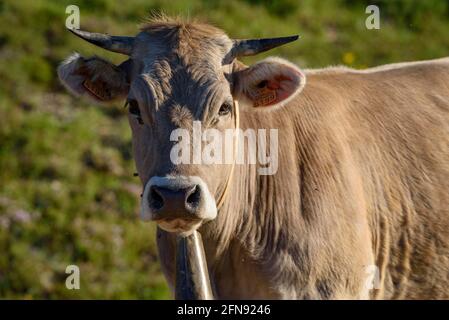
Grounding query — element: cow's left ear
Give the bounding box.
[233,57,306,111]
[57,53,130,103]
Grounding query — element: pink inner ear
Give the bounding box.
[252,75,295,107]
[242,61,304,109]
[267,75,294,104]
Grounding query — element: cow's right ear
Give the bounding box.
[57,53,130,103]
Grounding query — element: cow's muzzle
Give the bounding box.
[141,176,217,234]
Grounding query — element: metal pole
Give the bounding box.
[175,231,214,300]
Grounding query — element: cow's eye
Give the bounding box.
[218,102,232,116]
[127,99,143,125]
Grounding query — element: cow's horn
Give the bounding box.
[231,35,299,58]
[68,28,135,55]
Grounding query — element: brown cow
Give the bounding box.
[58,16,449,299]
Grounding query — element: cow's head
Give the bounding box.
[58,17,305,234]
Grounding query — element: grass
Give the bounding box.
[0,0,448,299]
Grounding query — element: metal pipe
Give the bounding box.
[175,231,214,300]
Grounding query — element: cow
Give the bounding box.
[58,16,449,299]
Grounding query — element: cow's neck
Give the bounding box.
[200,111,307,298]
[200,97,375,299]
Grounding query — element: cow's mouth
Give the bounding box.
[155,218,203,235]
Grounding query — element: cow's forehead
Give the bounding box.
[130,47,232,110]
[131,21,233,70]
[127,19,235,117]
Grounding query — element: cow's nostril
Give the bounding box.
[186,184,201,209]
[150,186,164,210]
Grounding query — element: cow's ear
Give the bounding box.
[57,53,129,103]
[233,57,305,111]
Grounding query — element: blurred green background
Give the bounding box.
[1,0,449,299]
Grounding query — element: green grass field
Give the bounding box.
[1,0,449,299]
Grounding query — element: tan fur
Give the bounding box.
[59,17,449,299]
[170,105,193,129]
[200,58,449,299]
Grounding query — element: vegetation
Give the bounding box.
[1,0,448,299]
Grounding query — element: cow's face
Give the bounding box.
[58,18,305,234]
